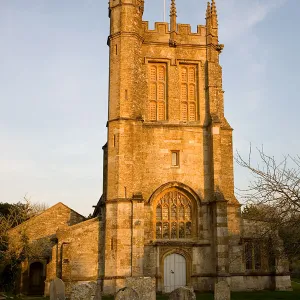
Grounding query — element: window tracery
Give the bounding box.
[155,190,193,239]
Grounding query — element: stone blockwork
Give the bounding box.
[8,203,85,295]
[9,202,85,242]
[97,0,291,295]
[46,218,100,296]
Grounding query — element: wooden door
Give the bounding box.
[164,253,186,293]
[29,262,45,295]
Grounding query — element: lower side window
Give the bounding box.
[245,241,262,271]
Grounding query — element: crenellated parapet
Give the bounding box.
[108,0,220,48]
[141,21,207,46]
[139,0,220,47]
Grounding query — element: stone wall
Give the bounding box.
[45,218,100,296]
[7,203,85,295]
[9,202,85,243]
[231,275,273,291]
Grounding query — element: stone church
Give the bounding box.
[7,0,291,296]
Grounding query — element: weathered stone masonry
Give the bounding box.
[96,0,291,294]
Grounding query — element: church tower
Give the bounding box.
[99,0,241,293]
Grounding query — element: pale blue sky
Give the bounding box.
[1,0,299,216]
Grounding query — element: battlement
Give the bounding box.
[109,0,140,7]
[142,21,207,46]
[142,22,169,35]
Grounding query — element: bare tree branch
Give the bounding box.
[236,147,300,262]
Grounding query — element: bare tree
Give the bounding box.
[236,147,300,213]
[236,147,300,262]
[0,197,49,292]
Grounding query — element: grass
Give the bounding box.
[104,285,300,300]
[292,277,300,283]
[292,280,300,290]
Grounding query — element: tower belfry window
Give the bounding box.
[180,65,197,122]
[148,64,167,121]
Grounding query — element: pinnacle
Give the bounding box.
[139,0,144,14]
[211,0,217,16]
[170,0,177,17]
[206,2,211,19]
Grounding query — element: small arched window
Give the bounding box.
[155,190,194,239]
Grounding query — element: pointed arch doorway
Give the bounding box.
[164,253,186,293]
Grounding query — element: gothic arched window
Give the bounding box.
[155,190,194,239]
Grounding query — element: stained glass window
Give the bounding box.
[179,222,185,238]
[163,223,169,239]
[179,206,184,220]
[171,205,177,220]
[185,205,192,221]
[162,206,169,220]
[155,190,194,239]
[171,222,177,239]
[156,205,162,221]
[156,222,162,239]
[186,222,192,238]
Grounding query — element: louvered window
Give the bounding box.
[180,65,198,122]
[149,64,167,121]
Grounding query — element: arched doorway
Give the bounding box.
[164,253,186,293]
[29,262,45,295]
